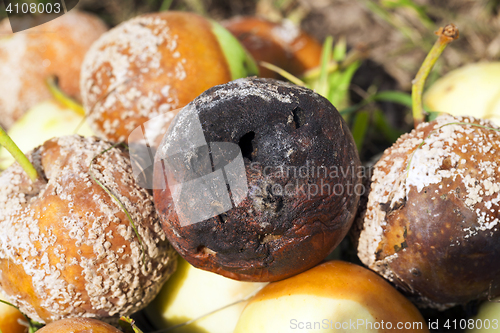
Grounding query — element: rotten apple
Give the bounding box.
[153,77,361,282]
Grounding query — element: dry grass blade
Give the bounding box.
[259,61,306,87]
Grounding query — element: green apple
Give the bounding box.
[234,261,429,333]
[424,62,500,126]
[466,299,500,332]
[0,99,94,170]
[144,257,267,333]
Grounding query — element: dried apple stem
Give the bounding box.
[412,24,459,128]
[0,125,39,182]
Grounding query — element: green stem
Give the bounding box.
[0,125,39,182]
[412,24,459,128]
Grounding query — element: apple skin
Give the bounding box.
[36,318,121,333]
[0,99,94,170]
[0,292,27,333]
[357,115,500,309]
[424,62,500,126]
[0,11,107,129]
[0,135,177,324]
[466,300,500,333]
[223,16,322,79]
[145,257,267,333]
[234,261,429,333]
[81,11,257,143]
[153,77,361,282]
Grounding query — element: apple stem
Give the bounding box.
[0,125,39,182]
[412,24,459,128]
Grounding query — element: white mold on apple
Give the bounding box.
[0,135,177,324]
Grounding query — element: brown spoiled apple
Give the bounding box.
[223,16,322,79]
[81,11,242,144]
[0,135,177,323]
[153,77,361,282]
[234,261,429,333]
[357,114,500,309]
[37,318,121,333]
[0,11,107,129]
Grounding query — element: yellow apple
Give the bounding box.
[144,257,267,333]
[424,62,500,126]
[234,261,429,333]
[0,99,94,170]
[466,299,500,332]
[0,291,28,333]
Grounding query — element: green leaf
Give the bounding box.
[351,110,370,152]
[371,90,413,107]
[332,36,347,62]
[315,36,334,98]
[259,62,306,87]
[328,60,361,111]
[339,102,365,117]
[210,21,259,80]
[381,0,434,28]
[373,110,404,143]
[160,0,173,11]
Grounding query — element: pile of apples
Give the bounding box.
[0,5,499,333]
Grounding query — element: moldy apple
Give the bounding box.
[0,11,107,130]
[357,115,500,309]
[0,135,177,323]
[80,11,258,144]
[153,77,361,282]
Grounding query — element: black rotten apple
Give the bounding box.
[153,77,361,282]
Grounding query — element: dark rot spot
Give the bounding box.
[239,131,257,161]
